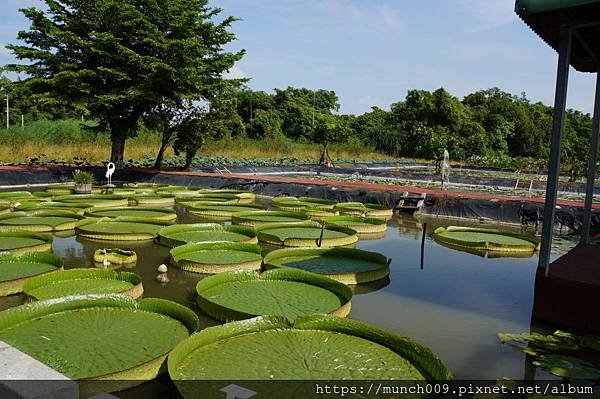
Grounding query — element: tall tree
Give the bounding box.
[5,0,243,166]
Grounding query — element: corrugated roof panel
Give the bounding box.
[516,0,600,16]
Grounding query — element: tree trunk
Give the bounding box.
[154,143,168,170]
[184,150,194,170]
[110,135,126,168]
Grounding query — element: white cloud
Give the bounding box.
[458,0,517,32]
[319,0,403,33]
[223,65,248,80]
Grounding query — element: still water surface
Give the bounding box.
[1,196,576,382]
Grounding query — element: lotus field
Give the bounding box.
[0,183,594,394]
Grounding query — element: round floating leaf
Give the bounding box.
[158,223,258,247]
[321,215,388,234]
[170,242,262,274]
[0,252,63,296]
[533,355,600,379]
[198,189,256,203]
[23,268,143,301]
[93,248,137,265]
[256,221,358,247]
[433,226,540,253]
[272,196,337,212]
[54,194,129,208]
[0,295,198,391]
[76,218,171,241]
[0,205,12,215]
[168,315,451,396]
[123,183,167,193]
[231,210,310,227]
[264,247,390,285]
[335,202,393,219]
[15,201,90,215]
[0,231,53,254]
[175,193,243,206]
[196,269,352,321]
[85,206,177,222]
[582,335,600,352]
[0,211,86,232]
[45,184,75,195]
[128,194,175,206]
[188,203,266,219]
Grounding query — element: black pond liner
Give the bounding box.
[0,166,598,234]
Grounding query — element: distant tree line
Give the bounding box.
[1,0,594,175]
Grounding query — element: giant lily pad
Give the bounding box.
[256,221,358,247]
[232,210,310,227]
[264,247,390,285]
[158,224,258,247]
[196,269,352,321]
[0,205,12,215]
[128,193,175,206]
[54,194,129,208]
[170,242,262,274]
[434,226,540,253]
[335,202,394,219]
[156,186,199,196]
[75,218,171,241]
[0,252,63,296]
[533,355,600,379]
[0,211,85,232]
[45,183,75,195]
[168,315,452,397]
[188,203,266,219]
[0,295,198,394]
[23,268,143,301]
[272,196,337,212]
[85,206,177,222]
[175,193,243,206]
[15,201,90,215]
[321,215,388,234]
[198,189,256,203]
[0,231,53,254]
[123,182,167,193]
[93,248,137,266]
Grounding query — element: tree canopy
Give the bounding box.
[5,0,244,166]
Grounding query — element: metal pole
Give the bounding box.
[312,91,316,130]
[21,115,24,128]
[538,25,573,275]
[5,95,8,129]
[420,223,427,270]
[581,72,600,244]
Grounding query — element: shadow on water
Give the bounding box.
[0,199,579,381]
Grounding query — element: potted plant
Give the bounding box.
[72,169,94,194]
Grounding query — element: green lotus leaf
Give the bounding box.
[0,205,12,215]
[582,335,600,352]
[93,248,137,265]
[123,182,167,193]
[264,247,390,285]
[168,314,451,395]
[302,205,339,218]
[23,268,143,301]
[533,355,600,379]
[434,226,540,253]
[170,242,263,274]
[272,196,337,212]
[321,215,388,234]
[188,203,266,219]
[197,189,256,203]
[175,193,243,206]
[196,268,352,322]
[75,217,171,241]
[128,193,175,206]
[156,186,199,196]
[45,183,75,195]
[0,211,86,232]
[85,206,177,222]
[0,231,53,254]
[0,252,63,296]
[111,188,137,196]
[158,223,258,247]
[54,194,129,208]
[15,201,90,215]
[0,294,198,393]
[256,221,358,247]
[334,202,394,219]
[0,191,34,199]
[497,330,578,353]
[232,210,310,227]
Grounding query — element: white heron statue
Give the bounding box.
[105,162,115,186]
[441,150,450,189]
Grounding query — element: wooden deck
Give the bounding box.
[532,243,600,333]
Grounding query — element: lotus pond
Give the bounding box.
[0,187,583,394]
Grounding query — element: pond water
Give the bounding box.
[0,194,578,383]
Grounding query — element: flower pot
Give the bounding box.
[74,183,92,194]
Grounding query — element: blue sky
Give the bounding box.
[1,0,596,115]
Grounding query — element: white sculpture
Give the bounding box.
[105,162,115,186]
[441,150,450,189]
